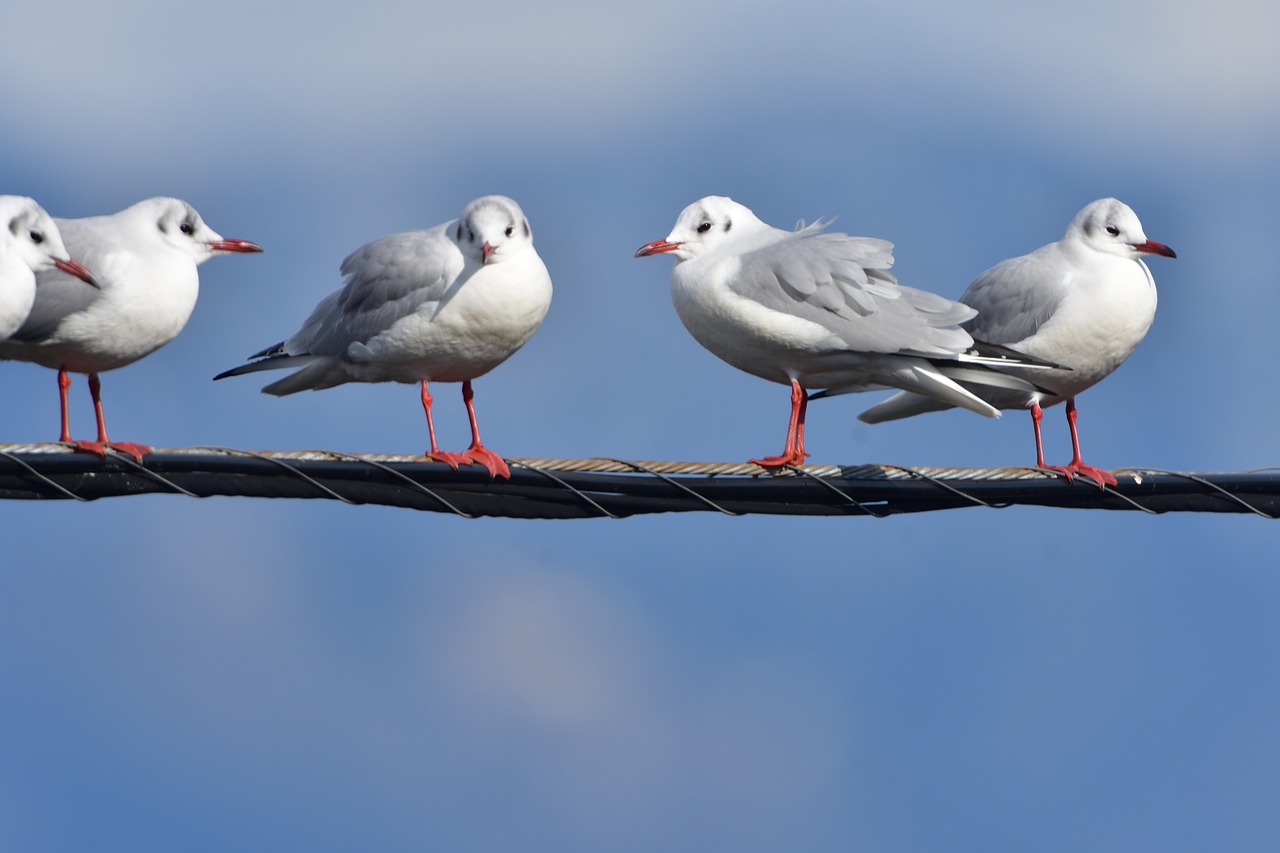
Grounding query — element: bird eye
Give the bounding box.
[696,221,712,233]
[1105,225,1120,237]
[504,226,514,238]
[180,221,195,236]
[29,229,44,245]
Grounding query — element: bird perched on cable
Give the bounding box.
[635,195,1052,468]
[0,197,263,462]
[855,197,1176,487]
[215,195,552,480]
[0,195,97,340]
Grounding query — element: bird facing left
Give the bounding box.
[0,195,97,341]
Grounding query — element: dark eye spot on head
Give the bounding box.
[1105,225,1120,236]
[723,218,732,232]
[522,219,530,238]
[29,229,44,244]
[504,226,514,238]
[180,219,195,236]
[8,217,21,237]
[455,222,463,241]
[696,221,712,233]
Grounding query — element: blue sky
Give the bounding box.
[3,2,1279,850]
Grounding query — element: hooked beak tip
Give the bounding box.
[1134,240,1176,259]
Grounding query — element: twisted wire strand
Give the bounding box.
[0,444,1276,519]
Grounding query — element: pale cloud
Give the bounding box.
[8,0,1277,168]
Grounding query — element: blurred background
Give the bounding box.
[3,1,1279,849]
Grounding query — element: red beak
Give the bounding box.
[54,257,99,288]
[207,239,264,254]
[1133,240,1176,259]
[634,239,682,258]
[482,241,494,263]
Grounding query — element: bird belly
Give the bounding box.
[670,272,842,386]
[352,263,551,384]
[1010,276,1156,402]
[23,282,198,372]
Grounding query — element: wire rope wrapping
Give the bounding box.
[0,444,1277,518]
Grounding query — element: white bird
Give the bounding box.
[856,197,1176,487]
[635,195,1049,468]
[0,195,97,340]
[0,197,263,461]
[215,195,553,480]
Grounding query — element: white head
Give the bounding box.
[1065,197,1177,260]
[451,195,534,265]
[634,195,768,261]
[1,195,97,285]
[120,197,262,264]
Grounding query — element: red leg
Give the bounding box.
[59,367,110,459]
[1030,399,1115,488]
[751,379,810,469]
[57,367,76,444]
[88,372,151,463]
[1059,398,1115,488]
[1030,403,1050,469]
[59,370,151,462]
[457,380,510,479]
[420,380,466,470]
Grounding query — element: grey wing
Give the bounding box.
[728,227,975,356]
[960,249,1067,346]
[11,267,102,342]
[13,216,115,341]
[286,224,463,356]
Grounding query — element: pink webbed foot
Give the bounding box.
[425,449,468,471]
[67,440,108,459]
[461,445,511,479]
[107,441,153,464]
[1053,462,1116,489]
[65,440,152,464]
[1040,462,1116,489]
[749,448,808,469]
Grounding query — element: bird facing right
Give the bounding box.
[0,197,263,462]
[857,197,1177,487]
[0,195,96,340]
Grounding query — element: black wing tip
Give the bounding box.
[968,339,1069,370]
[249,341,287,360]
[213,342,288,381]
[212,364,249,381]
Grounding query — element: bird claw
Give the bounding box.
[1042,463,1116,489]
[66,440,108,459]
[750,450,808,470]
[425,450,467,471]
[462,446,511,479]
[64,440,150,464]
[108,442,152,464]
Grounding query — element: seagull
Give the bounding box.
[0,195,97,340]
[0,197,263,462]
[215,195,552,480]
[635,195,1050,468]
[856,197,1176,487]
